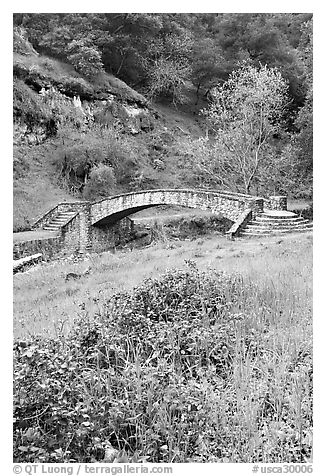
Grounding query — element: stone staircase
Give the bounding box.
[42,211,78,232]
[240,209,313,237]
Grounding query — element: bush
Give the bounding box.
[83,164,117,200]
[13,80,87,140]
[67,41,104,78]
[54,127,140,194]
[13,79,52,130]
[13,265,312,463]
[13,27,38,56]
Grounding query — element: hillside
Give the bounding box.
[13,51,207,231]
[13,15,313,231]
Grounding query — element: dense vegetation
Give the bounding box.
[13,13,312,231]
[14,256,312,463]
[14,13,312,108]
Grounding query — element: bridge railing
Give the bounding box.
[92,188,264,205]
[90,188,265,227]
[226,209,253,240]
[32,201,89,229]
[32,204,61,230]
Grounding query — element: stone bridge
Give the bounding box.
[90,189,264,226]
[15,188,288,259]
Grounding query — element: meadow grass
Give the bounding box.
[13,231,312,463]
[14,232,312,339]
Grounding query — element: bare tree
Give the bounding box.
[202,63,290,194]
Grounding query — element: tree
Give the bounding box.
[83,164,117,199]
[66,40,104,78]
[144,32,193,104]
[202,63,290,194]
[191,38,229,103]
[290,19,313,198]
[210,13,311,115]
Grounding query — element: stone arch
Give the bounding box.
[90,189,264,226]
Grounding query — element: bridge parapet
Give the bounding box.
[90,189,264,225]
[32,201,89,230]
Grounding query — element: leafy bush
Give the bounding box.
[13,79,53,131]
[13,80,87,140]
[13,265,312,463]
[83,164,117,199]
[60,76,94,99]
[54,127,141,194]
[66,40,104,78]
[13,27,38,56]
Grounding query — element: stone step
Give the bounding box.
[246,221,312,231]
[43,223,61,230]
[53,214,76,221]
[241,227,313,237]
[256,213,305,221]
[58,212,77,217]
[248,220,311,228]
[42,211,78,231]
[255,219,307,226]
[262,210,298,218]
[50,219,67,224]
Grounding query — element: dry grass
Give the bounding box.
[14,232,312,339]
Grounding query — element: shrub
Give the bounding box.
[66,41,104,78]
[60,76,94,99]
[13,265,312,463]
[54,127,140,193]
[13,79,52,131]
[13,27,38,56]
[13,80,87,140]
[83,164,117,200]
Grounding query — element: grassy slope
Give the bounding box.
[14,140,77,230]
[13,230,312,463]
[14,232,312,339]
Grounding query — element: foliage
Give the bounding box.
[191,38,230,99]
[14,13,312,109]
[12,14,313,213]
[144,33,193,104]
[208,13,311,111]
[13,79,53,131]
[202,63,290,194]
[13,79,88,140]
[13,264,312,463]
[66,40,104,78]
[292,19,313,191]
[13,27,39,56]
[146,57,191,105]
[83,164,117,199]
[294,92,313,178]
[53,127,139,194]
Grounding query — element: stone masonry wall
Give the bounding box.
[266,195,288,211]
[60,214,81,255]
[14,214,82,260]
[91,189,264,226]
[33,201,89,230]
[13,236,62,260]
